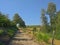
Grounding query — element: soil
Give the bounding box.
[9,30,39,45]
[9,29,60,45]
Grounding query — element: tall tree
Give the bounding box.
[41,9,49,32]
[0,13,10,27]
[47,2,56,31]
[47,2,56,45]
[13,13,26,27]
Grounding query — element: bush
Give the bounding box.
[43,34,49,42]
[55,31,60,40]
[32,27,36,34]
[35,32,50,43]
[0,30,4,35]
[7,29,15,37]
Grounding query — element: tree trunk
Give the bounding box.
[52,31,55,45]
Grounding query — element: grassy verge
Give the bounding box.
[0,27,18,45]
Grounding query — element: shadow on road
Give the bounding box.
[13,38,32,41]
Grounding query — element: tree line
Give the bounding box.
[0,12,26,28]
[0,12,26,45]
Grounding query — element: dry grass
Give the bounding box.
[54,39,60,45]
[18,28,60,45]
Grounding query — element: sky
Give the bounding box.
[0,0,60,25]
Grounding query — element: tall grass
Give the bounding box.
[32,29,51,45]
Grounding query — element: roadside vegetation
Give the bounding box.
[0,1,60,45]
[31,2,60,45]
[0,13,26,45]
[25,2,60,45]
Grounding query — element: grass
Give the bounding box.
[0,27,17,45]
[32,31,51,45]
[35,32,50,42]
[18,27,60,45]
[23,28,27,32]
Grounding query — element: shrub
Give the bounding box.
[35,32,50,43]
[7,29,15,37]
[55,30,60,40]
[32,27,36,34]
[43,34,49,42]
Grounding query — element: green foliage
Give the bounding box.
[0,30,4,35]
[47,2,56,32]
[35,32,50,43]
[13,13,26,27]
[32,27,37,37]
[47,2,56,15]
[33,27,36,32]
[0,13,11,27]
[0,28,17,45]
[56,11,60,30]
[43,34,49,42]
[55,31,60,40]
[41,9,47,25]
[41,9,50,32]
[35,32,43,41]
[0,12,26,28]
[26,25,40,28]
[46,2,60,41]
[0,12,25,45]
[7,29,15,37]
[55,11,60,40]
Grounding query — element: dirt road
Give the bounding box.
[9,30,39,45]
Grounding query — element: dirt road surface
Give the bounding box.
[9,30,39,45]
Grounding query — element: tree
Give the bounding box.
[55,11,60,40]
[41,9,49,32]
[0,13,10,27]
[13,13,26,27]
[56,11,60,31]
[47,2,56,31]
[47,2,56,45]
